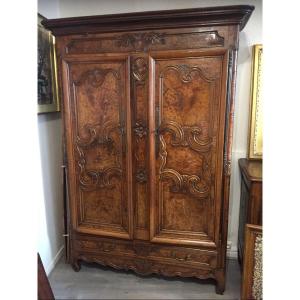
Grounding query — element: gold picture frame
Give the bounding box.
[248,44,263,159]
[38,14,60,114]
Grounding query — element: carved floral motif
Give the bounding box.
[65,31,224,54]
[135,169,147,183]
[116,32,166,51]
[133,121,147,138]
[132,57,148,82]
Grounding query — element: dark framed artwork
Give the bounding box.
[38,14,60,113]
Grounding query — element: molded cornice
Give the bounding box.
[42,5,254,36]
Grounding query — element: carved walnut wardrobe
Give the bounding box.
[43,5,254,294]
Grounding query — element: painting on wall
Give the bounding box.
[38,14,60,114]
[248,44,263,159]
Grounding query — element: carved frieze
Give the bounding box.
[116,32,166,51]
[65,31,224,54]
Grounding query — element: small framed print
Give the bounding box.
[248,44,263,159]
[38,14,60,114]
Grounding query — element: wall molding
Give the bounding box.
[46,246,64,276]
[227,245,238,260]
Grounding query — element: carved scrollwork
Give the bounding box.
[76,121,123,191]
[159,135,210,199]
[77,254,214,279]
[133,243,152,257]
[77,121,122,148]
[77,162,122,190]
[65,31,224,54]
[132,57,148,82]
[116,32,166,51]
[160,64,216,83]
[159,120,212,152]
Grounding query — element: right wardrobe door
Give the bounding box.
[149,50,229,249]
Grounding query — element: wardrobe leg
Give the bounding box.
[215,270,225,295]
[71,258,81,272]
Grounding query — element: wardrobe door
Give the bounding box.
[149,50,228,248]
[62,54,133,240]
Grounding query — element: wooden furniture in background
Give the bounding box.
[38,254,55,300]
[238,158,262,266]
[241,224,262,300]
[43,5,254,294]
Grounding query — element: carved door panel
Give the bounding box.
[149,50,228,247]
[62,54,133,239]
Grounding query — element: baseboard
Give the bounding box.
[227,246,238,260]
[46,245,64,276]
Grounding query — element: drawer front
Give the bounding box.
[73,235,217,269]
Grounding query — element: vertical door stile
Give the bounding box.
[131,54,150,240]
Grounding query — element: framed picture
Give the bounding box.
[248,44,263,159]
[38,14,60,114]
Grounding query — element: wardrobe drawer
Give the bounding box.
[149,245,217,268]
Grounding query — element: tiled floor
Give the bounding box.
[49,257,241,299]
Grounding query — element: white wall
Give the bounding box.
[38,0,262,266]
[38,0,64,274]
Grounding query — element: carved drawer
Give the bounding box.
[73,236,217,269]
[73,238,135,257]
[149,245,217,268]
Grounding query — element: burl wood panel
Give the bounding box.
[150,50,228,247]
[62,55,133,239]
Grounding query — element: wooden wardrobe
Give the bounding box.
[43,5,254,294]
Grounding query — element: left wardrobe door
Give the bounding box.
[62,54,133,240]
